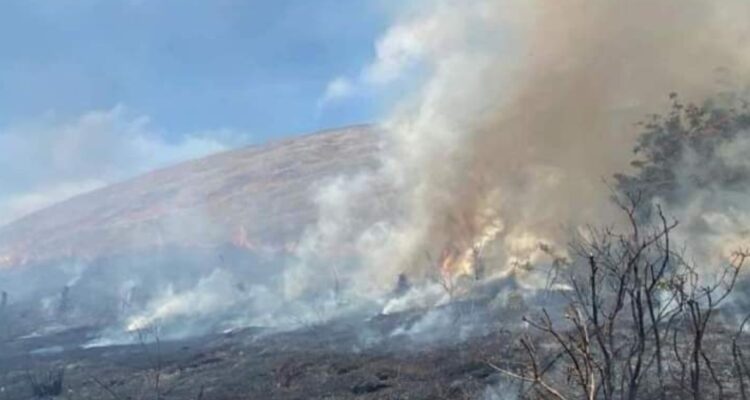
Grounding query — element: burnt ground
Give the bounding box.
[0,304,528,400]
[1,297,748,400]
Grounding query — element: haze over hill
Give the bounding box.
[0,125,382,270]
[5,1,750,398]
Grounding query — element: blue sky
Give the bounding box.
[0,0,401,223]
[0,0,388,139]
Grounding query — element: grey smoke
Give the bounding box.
[297,0,750,304]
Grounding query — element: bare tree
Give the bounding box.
[670,250,745,400]
[491,192,748,400]
[733,315,750,400]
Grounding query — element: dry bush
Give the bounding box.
[491,193,749,400]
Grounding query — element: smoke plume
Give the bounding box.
[7,1,750,342]
[303,0,750,300]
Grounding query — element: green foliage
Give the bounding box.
[615,93,750,205]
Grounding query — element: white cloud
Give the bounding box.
[0,180,106,224]
[362,12,433,85]
[0,105,248,225]
[317,76,356,108]
[317,1,472,107]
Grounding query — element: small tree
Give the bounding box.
[615,93,750,210]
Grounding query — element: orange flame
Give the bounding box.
[438,221,502,281]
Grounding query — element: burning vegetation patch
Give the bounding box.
[3,0,750,399]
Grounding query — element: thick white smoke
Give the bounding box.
[652,127,750,271]
[81,0,750,337]
[294,0,750,305]
[13,0,750,341]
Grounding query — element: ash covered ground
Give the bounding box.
[0,278,747,400]
[0,276,547,400]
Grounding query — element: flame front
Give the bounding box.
[439,221,502,281]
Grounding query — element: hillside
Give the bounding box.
[0,125,382,269]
